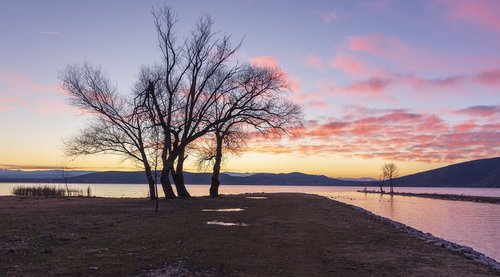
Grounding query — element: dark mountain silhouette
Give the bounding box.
[65,171,357,186]
[391,157,500,188]
[0,169,94,179]
[1,157,498,187]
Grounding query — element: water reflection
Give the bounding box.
[328,191,500,262]
[206,221,249,227]
[202,208,245,212]
[245,196,268,199]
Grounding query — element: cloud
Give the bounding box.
[328,73,468,98]
[454,105,500,118]
[35,99,77,115]
[321,11,338,23]
[0,68,68,114]
[329,54,384,77]
[250,56,281,69]
[245,106,500,164]
[475,69,500,86]
[306,55,324,70]
[346,34,414,60]
[30,31,60,36]
[441,0,500,31]
[343,77,392,95]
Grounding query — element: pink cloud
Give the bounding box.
[250,56,280,69]
[306,55,324,71]
[0,68,62,96]
[322,11,337,23]
[346,34,414,60]
[454,105,500,118]
[246,106,499,164]
[344,77,392,95]
[0,68,68,114]
[330,55,372,77]
[476,69,500,86]
[453,120,478,132]
[442,0,500,31]
[35,99,74,115]
[1,96,27,106]
[249,56,302,95]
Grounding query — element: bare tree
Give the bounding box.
[61,64,159,200]
[378,173,385,193]
[138,6,252,198]
[62,6,303,200]
[382,162,399,194]
[195,65,303,197]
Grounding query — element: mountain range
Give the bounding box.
[0,157,499,187]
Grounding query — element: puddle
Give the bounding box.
[245,196,268,199]
[202,208,245,212]
[206,221,249,227]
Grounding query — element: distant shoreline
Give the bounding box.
[357,190,500,204]
[1,180,499,188]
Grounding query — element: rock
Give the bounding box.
[89,266,99,270]
[463,253,477,259]
[433,242,444,247]
[459,246,473,253]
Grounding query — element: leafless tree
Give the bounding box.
[382,162,399,194]
[62,6,303,200]
[194,65,303,197]
[137,6,248,198]
[378,173,385,193]
[61,63,158,200]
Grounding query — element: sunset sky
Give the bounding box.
[1,0,499,178]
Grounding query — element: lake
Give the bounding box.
[1,182,499,262]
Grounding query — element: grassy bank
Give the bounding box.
[358,190,500,204]
[0,193,496,276]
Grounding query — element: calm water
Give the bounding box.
[1,183,499,261]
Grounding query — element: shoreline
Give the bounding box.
[357,190,500,204]
[348,202,500,271]
[0,193,497,276]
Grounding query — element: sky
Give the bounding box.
[0,0,499,178]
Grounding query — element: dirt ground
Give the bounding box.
[0,193,497,276]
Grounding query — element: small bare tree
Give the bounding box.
[378,173,385,193]
[382,162,399,194]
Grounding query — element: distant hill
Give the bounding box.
[392,157,500,188]
[66,171,357,186]
[1,157,498,187]
[0,169,95,179]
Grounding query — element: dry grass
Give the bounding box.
[12,185,92,198]
[0,193,496,276]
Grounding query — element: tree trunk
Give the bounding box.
[159,146,176,199]
[160,166,176,199]
[390,178,394,194]
[139,150,156,200]
[172,147,191,198]
[144,164,156,200]
[209,134,224,197]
